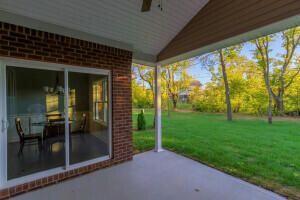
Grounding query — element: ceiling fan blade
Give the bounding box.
[141,0,152,12]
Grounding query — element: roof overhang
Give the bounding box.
[157,0,300,65]
[158,15,300,66]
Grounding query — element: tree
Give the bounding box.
[252,36,274,124]
[199,46,242,121]
[162,60,192,109]
[132,64,156,127]
[272,27,300,115]
[252,27,300,121]
[132,76,153,108]
[135,64,155,98]
[237,58,267,115]
[194,54,267,115]
[284,65,300,114]
[225,56,261,114]
[219,49,232,121]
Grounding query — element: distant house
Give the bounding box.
[179,80,202,103]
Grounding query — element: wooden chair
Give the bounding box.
[15,118,42,155]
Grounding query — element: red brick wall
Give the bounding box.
[0,22,133,199]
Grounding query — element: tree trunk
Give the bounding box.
[153,115,155,128]
[264,70,273,124]
[274,97,284,116]
[271,88,284,116]
[254,38,273,124]
[167,96,171,118]
[267,88,273,124]
[219,50,233,121]
[172,99,177,110]
[278,89,284,116]
[279,100,284,116]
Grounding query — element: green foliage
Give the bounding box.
[137,110,146,130]
[132,77,153,108]
[285,75,300,113]
[132,26,300,117]
[192,83,225,112]
[193,55,270,114]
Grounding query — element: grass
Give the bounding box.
[132,109,300,199]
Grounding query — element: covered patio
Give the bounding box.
[0,0,300,199]
[13,150,284,200]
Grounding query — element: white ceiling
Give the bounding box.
[0,0,209,64]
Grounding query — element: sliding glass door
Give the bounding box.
[1,61,111,183]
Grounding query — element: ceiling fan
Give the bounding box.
[141,0,152,12]
[141,0,163,12]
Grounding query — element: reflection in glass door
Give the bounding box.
[6,66,65,180]
[68,72,109,164]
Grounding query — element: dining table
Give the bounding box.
[31,120,73,144]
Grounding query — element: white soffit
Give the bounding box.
[0,0,209,65]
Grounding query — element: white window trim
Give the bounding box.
[0,57,112,189]
[93,80,109,124]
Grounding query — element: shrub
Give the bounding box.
[137,109,146,130]
[192,99,224,113]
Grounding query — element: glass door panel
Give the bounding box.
[6,66,65,179]
[68,72,109,164]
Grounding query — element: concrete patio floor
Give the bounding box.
[13,150,285,200]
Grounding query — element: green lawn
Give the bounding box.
[132,109,300,199]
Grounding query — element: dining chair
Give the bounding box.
[15,118,42,155]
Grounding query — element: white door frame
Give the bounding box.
[0,61,7,187]
[0,57,112,188]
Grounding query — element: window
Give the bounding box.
[46,94,59,113]
[93,79,108,123]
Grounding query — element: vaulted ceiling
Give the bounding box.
[0,0,209,64]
